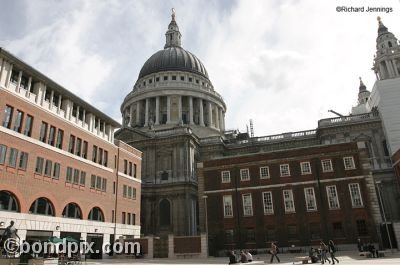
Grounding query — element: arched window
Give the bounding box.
[388,42,392,48]
[0,191,19,212]
[88,207,104,222]
[62,203,82,219]
[29,197,54,216]
[159,199,171,226]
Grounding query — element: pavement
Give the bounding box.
[84,251,400,265]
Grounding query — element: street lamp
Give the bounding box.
[202,195,209,257]
[375,180,393,251]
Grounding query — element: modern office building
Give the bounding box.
[0,48,142,256]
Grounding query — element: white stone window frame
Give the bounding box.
[221,170,231,183]
[321,159,333,173]
[349,183,364,208]
[262,191,274,215]
[242,193,253,216]
[260,166,270,179]
[223,195,233,218]
[280,164,291,177]
[300,161,312,175]
[326,185,340,209]
[283,189,295,213]
[343,156,356,170]
[304,187,317,211]
[240,168,250,181]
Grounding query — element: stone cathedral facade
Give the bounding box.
[116,14,400,252]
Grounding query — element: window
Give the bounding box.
[66,167,73,182]
[128,186,132,199]
[304,187,317,211]
[129,161,133,176]
[246,228,255,242]
[113,181,116,194]
[103,150,108,167]
[47,126,56,146]
[283,189,295,213]
[132,188,136,199]
[172,76,176,80]
[132,213,136,225]
[223,195,233,217]
[287,225,297,241]
[124,160,128,174]
[309,223,321,239]
[280,164,290,177]
[80,171,86,186]
[163,76,168,81]
[98,148,103,165]
[122,212,126,224]
[2,105,13,128]
[56,129,64,149]
[242,194,253,216]
[29,197,54,216]
[260,166,270,179]
[180,76,185,81]
[262,191,274,214]
[75,138,82,156]
[53,163,60,179]
[343,156,355,170]
[155,77,160,82]
[300,161,312,175]
[13,110,24,132]
[96,176,102,190]
[62,203,82,219]
[44,160,52,176]
[90,175,96,188]
[39,122,48,143]
[8,148,18,167]
[349,183,363,207]
[240,168,250,181]
[88,207,104,222]
[68,135,75,154]
[92,145,97,162]
[23,115,33,136]
[0,145,7,164]
[356,220,368,236]
[35,157,44,174]
[73,169,80,184]
[189,77,193,82]
[221,171,231,183]
[0,191,19,212]
[332,222,344,238]
[102,178,107,192]
[18,152,28,170]
[82,141,88,159]
[123,185,127,197]
[134,163,137,178]
[321,159,333,172]
[326,185,340,209]
[127,213,131,225]
[225,229,234,242]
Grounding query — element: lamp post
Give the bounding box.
[202,195,209,257]
[375,180,393,251]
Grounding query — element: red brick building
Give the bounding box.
[0,48,141,253]
[198,142,382,255]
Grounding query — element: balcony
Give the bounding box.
[318,112,380,128]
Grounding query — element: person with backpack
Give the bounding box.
[328,240,339,264]
[269,242,280,263]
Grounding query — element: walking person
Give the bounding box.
[320,241,330,264]
[328,240,339,264]
[269,242,280,263]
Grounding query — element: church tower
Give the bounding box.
[351,77,371,115]
[372,17,400,80]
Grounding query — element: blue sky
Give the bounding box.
[1,0,399,136]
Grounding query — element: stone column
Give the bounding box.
[155,96,160,125]
[178,95,182,122]
[6,63,13,88]
[49,90,54,109]
[167,96,171,124]
[136,101,141,125]
[16,70,22,92]
[385,60,394,78]
[147,236,154,258]
[392,59,399,76]
[82,109,86,127]
[215,105,220,129]
[0,58,4,85]
[168,234,174,258]
[144,98,149,126]
[41,85,47,106]
[189,96,194,124]
[200,233,208,258]
[129,104,134,127]
[199,98,204,126]
[26,77,32,97]
[76,106,80,123]
[207,101,212,127]
[219,108,224,131]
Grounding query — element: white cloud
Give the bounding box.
[0,0,399,136]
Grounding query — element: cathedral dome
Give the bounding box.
[138,47,209,79]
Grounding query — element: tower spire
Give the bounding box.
[164,8,182,49]
[359,77,366,91]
